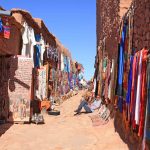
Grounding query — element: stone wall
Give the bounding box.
[133,0,150,50]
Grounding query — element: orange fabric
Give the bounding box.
[41,100,51,110]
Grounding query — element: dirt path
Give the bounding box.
[0,91,129,150]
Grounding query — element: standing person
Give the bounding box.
[74,92,101,115]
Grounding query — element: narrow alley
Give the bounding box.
[0,91,129,150]
[0,0,150,150]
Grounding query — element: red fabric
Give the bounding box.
[138,49,148,137]
[104,60,111,99]
[3,25,10,39]
[130,52,140,129]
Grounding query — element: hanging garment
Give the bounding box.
[93,79,97,93]
[63,56,67,72]
[138,49,149,137]
[34,34,41,68]
[3,25,10,39]
[67,57,71,73]
[126,56,134,104]
[40,36,46,66]
[135,51,143,125]
[143,57,150,141]
[104,60,111,100]
[58,52,61,70]
[118,97,123,113]
[126,56,134,122]
[108,59,114,100]
[21,22,36,59]
[103,57,107,72]
[116,24,127,96]
[26,27,36,58]
[21,22,29,56]
[130,52,139,129]
[61,54,64,71]
[0,18,3,32]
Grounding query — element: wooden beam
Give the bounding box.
[0,10,11,16]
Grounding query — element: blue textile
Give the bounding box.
[34,34,41,68]
[66,58,70,73]
[126,56,134,104]
[68,73,72,89]
[118,97,123,113]
[63,56,68,72]
[73,74,76,86]
[78,72,83,81]
[116,24,127,96]
[0,18,3,32]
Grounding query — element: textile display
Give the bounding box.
[34,34,41,68]
[34,67,47,100]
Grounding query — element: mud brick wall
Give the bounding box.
[8,56,33,122]
[0,56,33,121]
[133,0,150,50]
[96,0,120,59]
[0,57,10,120]
[96,0,132,59]
[0,18,22,56]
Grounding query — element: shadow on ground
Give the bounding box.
[0,123,13,137]
[114,110,140,150]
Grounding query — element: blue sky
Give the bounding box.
[1,0,96,80]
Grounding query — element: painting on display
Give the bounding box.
[8,56,33,122]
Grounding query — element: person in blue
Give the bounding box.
[74,91,101,115]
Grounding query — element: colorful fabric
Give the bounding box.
[63,56,68,72]
[3,25,10,39]
[0,18,3,32]
[104,60,111,99]
[130,52,139,129]
[61,54,64,71]
[118,97,123,113]
[144,59,150,140]
[138,49,149,137]
[116,24,127,96]
[126,56,134,104]
[34,34,41,68]
[135,51,143,125]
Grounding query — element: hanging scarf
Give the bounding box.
[0,18,3,32]
[3,25,10,39]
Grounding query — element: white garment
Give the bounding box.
[40,36,46,66]
[108,59,115,99]
[68,58,71,72]
[135,51,143,125]
[22,22,29,56]
[21,22,36,59]
[27,27,36,58]
[61,54,64,71]
[93,79,96,93]
[35,67,47,100]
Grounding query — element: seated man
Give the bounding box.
[74,92,101,115]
